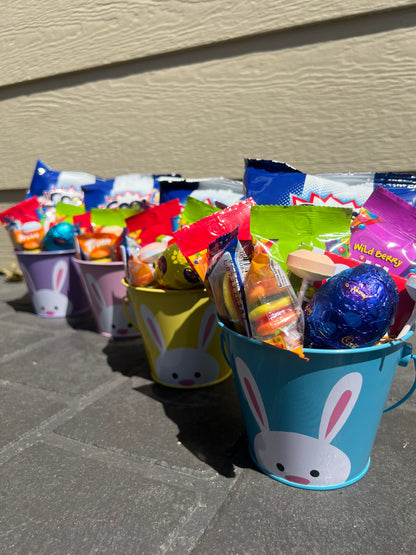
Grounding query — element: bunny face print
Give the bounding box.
[235,358,363,487]
[22,259,71,317]
[85,273,138,338]
[140,302,221,387]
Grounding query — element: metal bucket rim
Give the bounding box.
[218,318,413,357]
[122,278,207,295]
[14,249,76,257]
[73,258,124,268]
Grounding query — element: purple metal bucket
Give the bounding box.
[15,250,90,318]
[73,259,140,339]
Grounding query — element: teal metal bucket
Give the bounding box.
[220,321,416,490]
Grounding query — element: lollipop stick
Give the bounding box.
[297,278,310,305]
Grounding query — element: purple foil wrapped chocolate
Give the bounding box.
[304,264,399,349]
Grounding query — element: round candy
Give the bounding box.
[304,264,399,349]
[43,222,75,251]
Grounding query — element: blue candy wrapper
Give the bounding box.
[81,174,176,211]
[304,264,399,349]
[159,177,244,208]
[26,159,99,206]
[244,158,416,210]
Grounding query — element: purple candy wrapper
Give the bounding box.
[350,186,416,278]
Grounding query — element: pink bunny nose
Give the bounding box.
[117,329,128,335]
[285,475,310,485]
[179,379,195,386]
[46,311,55,316]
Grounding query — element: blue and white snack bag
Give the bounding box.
[244,158,416,211]
[159,177,244,208]
[26,159,99,206]
[82,173,181,210]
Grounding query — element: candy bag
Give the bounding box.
[55,202,86,224]
[159,177,244,208]
[250,205,352,276]
[177,196,221,229]
[125,198,181,247]
[26,159,98,206]
[173,198,256,282]
[0,197,44,251]
[243,250,306,358]
[120,233,168,288]
[82,173,180,211]
[350,186,416,278]
[75,232,121,262]
[244,158,416,212]
[205,227,251,335]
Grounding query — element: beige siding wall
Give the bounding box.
[1,1,416,267]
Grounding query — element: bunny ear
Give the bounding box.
[235,357,269,432]
[21,266,35,291]
[140,304,165,353]
[198,303,217,352]
[52,260,68,292]
[319,372,362,443]
[86,273,106,308]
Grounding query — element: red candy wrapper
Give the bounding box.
[173,198,256,283]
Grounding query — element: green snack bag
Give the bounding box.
[250,205,352,294]
[55,202,86,224]
[90,207,141,229]
[178,196,221,228]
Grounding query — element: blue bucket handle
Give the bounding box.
[384,349,416,412]
[220,329,233,369]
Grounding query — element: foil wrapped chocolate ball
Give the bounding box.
[304,264,399,349]
[43,222,75,251]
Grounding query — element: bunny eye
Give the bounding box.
[54,306,59,310]
[128,323,133,328]
[172,373,178,379]
[310,469,320,478]
[194,372,201,378]
[276,463,284,472]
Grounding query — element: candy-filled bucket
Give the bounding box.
[15,249,90,318]
[123,280,232,388]
[73,259,140,339]
[220,320,416,490]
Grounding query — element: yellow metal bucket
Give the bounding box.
[123,280,232,388]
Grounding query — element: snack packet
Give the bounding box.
[243,249,306,358]
[75,232,120,262]
[81,173,180,211]
[173,198,256,283]
[177,196,221,229]
[205,227,251,335]
[125,198,181,247]
[349,186,416,278]
[55,202,86,224]
[250,205,352,277]
[26,159,98,206]
[0,197,44,251]
[159,177,244,208]
[244,158,416,212]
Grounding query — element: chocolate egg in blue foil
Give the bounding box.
[43,222,75,251]
[304,264,399,349]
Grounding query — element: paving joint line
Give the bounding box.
[0,373,128,464]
